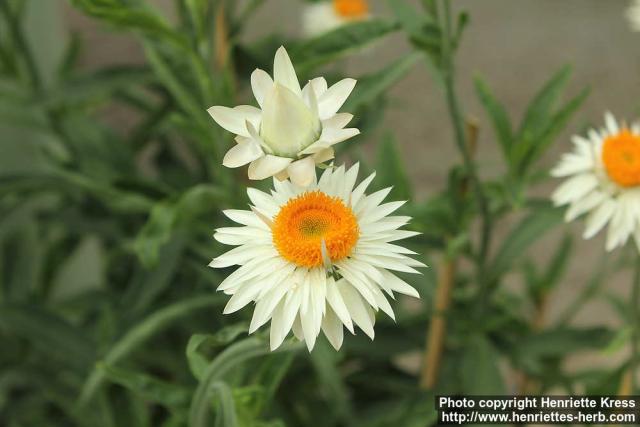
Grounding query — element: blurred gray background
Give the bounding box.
[54,0,640,380]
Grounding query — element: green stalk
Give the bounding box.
[438,0,492,283]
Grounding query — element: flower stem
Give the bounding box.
[420,255,456,389]
[438,0,492,274]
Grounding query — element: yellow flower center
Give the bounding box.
[333,0,369,19]
[272,191,359,268]
[602,129,640,187]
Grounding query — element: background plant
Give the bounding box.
[0,0,637,426]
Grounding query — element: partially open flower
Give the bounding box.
[208,46,359,186]
[210,164,423,351]
[627,0,640,31]
[302,0,370,38]
[551,113,640,252]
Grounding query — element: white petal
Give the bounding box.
[604,112,619,135]
[583,200,616,239]
[564,191,606,222]
[223,282,261,314]
[273,46,301,95]
[551,174,599,206]
[318,127,360,146]
[359,201,406,224]
[312,147,335,164]
[207,105,261,137]
[339,283,375,339]
[223,210,269,229]
[326,277,354,333]
[251,68,273,108]
[249,277,292,333]
[287,157,316,187]
[379,269,420,298]
[248,155,293,180]
[223,139,264,168]
[322,113,353,130]
[310,77,328,97]
[269,289,303,350]
[321,307,344,351]
[318,78,356,120]
[350,172,376,207]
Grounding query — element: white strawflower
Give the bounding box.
[302,0,370,38]
[627,0,640,31]
[551,113,640,251]
[208,46,359,186]
[210,164,423,351]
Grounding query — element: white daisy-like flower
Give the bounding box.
[551,113,640,252]
[207,46,359,187]
[209,163,423,351]
[302,0,370,38]
[627,0,640,31]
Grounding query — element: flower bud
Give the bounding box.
[260,83,320,157]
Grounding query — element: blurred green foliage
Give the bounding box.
[0,0,635,426]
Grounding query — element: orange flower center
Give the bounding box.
[602,129,640,187]
[272,191,359,268]
[333,0,369,19]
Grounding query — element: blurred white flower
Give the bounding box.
[210,164,423,351]
[208,46,359,186]
[627,0,640,31]
[551,113,640,252]
[302,0,370,38]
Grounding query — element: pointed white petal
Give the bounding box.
[321,307,344,350]
[223,139,264,168]
[273,46,301,95]
[207,105,261,137]
[248,155,293,180]
[251,68,274,108]
[318,78,356,120]
[287,157,316,187]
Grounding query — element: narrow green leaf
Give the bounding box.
[343,52,420,113]
[291,20,400,74]
[515,327,613,363]
[488,205,563,281]
[309,339,353,423]
[519,86,590,172]
[189,338,301,427]
[386,0,424,37]
[98,364,191,408]
[517,65,572,138]
[186,324,249,381]
[212,382,238,427]
[461,335,505,394]
[473,76,513,159]
[78,295,225,407]
[374,132,412,201]
[0,306,95,373]
[538,234,573,294]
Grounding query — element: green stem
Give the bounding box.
[439,0,492,283]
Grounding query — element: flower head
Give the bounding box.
[208,47,359,186]
[210,164,423,351]
[551,113,640,252]
[302,0,370,38]
[627,0,640,32]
